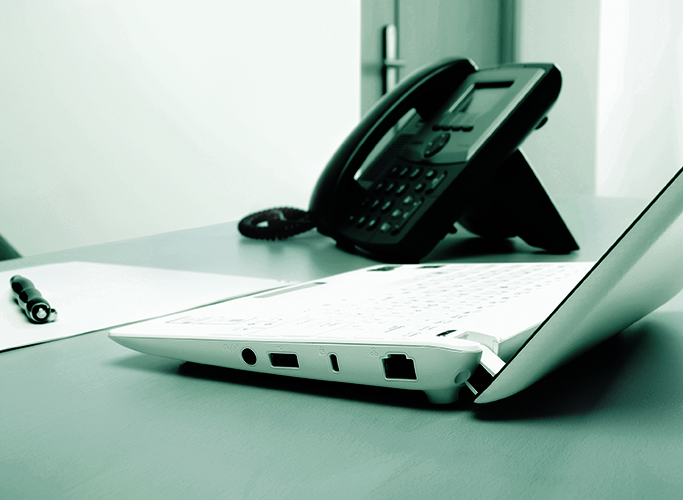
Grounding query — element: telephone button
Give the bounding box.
[392,198,424,233]
[369,199,382,211]
[426,172,447,194]
[424,133,450,158]
[398,166,410,177]
[414,183,426,193]
[395,184,408,196]
[405,198,423,215]
[366,218,380,231]
[409,167,422,179]
[432,124,453,132]
[379,222,394,233]
[380,200,394,213]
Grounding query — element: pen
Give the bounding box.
[10,275,58,324]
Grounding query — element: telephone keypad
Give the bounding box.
[348,163,448,238]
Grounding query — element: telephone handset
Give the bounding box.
[239,58,578,262]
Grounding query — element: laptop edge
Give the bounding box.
[475,164,683,403]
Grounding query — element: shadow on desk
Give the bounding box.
[237,228,571,273]
[427,233,533,262]
[109,313,683,419]
[473,313,683,422]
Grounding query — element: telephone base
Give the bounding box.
[458,149,579,254]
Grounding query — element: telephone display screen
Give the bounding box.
[464,84,512,115]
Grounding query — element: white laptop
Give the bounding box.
[110,165,683,405]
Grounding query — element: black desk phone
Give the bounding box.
[239,58,578,262]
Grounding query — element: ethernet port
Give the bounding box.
[382,353,417,380]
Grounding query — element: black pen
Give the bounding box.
[10,275,58,324]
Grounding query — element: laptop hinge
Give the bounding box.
[464,346,505,397]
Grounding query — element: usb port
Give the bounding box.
[269,353,299,368]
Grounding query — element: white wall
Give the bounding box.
[0,1,360,255]
[518,0,683,201]
[596,0,683,199]
[517,0,601,196]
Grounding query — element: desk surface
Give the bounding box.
[3,196,683,499]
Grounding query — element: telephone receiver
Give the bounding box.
[239,58,578,262]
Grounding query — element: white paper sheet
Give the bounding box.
[0,262,286,352]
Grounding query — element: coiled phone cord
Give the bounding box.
[238,207,315,240]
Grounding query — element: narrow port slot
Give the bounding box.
[329,354,340,373]
[241,348,257,366]
[382,353,417,380]
[269,352,299,368]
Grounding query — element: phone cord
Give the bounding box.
[238,207,315,240]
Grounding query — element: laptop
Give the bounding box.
[109,165,683,405]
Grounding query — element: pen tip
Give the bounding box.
[34,306,49,320]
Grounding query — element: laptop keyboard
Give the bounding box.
[165,262,593,341]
